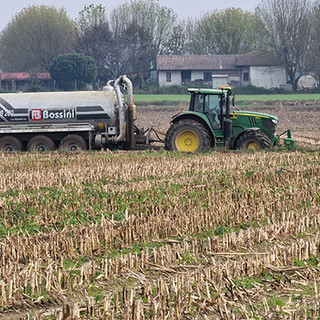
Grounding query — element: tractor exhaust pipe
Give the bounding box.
[223,88,233,146]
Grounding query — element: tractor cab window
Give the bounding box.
[193,93,221,129]
[204,95,221,129]
[194,94,205,112]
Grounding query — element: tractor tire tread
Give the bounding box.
[236,130,271,150]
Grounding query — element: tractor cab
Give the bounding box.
[188,87,232,131]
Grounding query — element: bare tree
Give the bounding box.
[258,0,312,91]
[110,0,177,78]
[77,4,113,81]
[162,23,187,55]
[306,1,320,79]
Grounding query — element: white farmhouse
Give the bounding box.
[156,51,287,89]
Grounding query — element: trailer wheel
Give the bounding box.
[59,134,87,151]
[165,119,210,152]
[27,135,55,152]
[0,136,23,151]
[235,131,271,150]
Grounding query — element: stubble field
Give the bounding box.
[0,100,319,319]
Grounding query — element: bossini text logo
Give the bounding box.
[31,109,76,121]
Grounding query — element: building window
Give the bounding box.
[204,72,212,82]
[166,72,171,82]
[243,72,249,82]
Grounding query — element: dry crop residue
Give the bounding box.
[0,150,319,319]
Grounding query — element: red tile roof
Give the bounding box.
[0,73,50,80]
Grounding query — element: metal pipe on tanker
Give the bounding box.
[113,76,126,143]
[122,75,134,110]
[122,75,136,149]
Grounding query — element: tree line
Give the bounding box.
[0,0,318,90]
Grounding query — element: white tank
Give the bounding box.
[0,90,119,126]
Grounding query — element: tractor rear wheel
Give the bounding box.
[165,120,210,152]
[235,131,271,151]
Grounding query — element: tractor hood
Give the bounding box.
[231,110,278,122]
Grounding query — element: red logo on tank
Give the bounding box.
[30,109,42,121]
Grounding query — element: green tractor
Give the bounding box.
[165,86,296,152]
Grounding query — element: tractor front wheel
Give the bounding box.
[165,120,210,152]
[235,131,271,151]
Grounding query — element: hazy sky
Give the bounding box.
[1,0,261,32]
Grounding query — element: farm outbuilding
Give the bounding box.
[0,72,51,91]
[156,51,287,89]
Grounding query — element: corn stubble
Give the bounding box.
[0,151,319,319]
